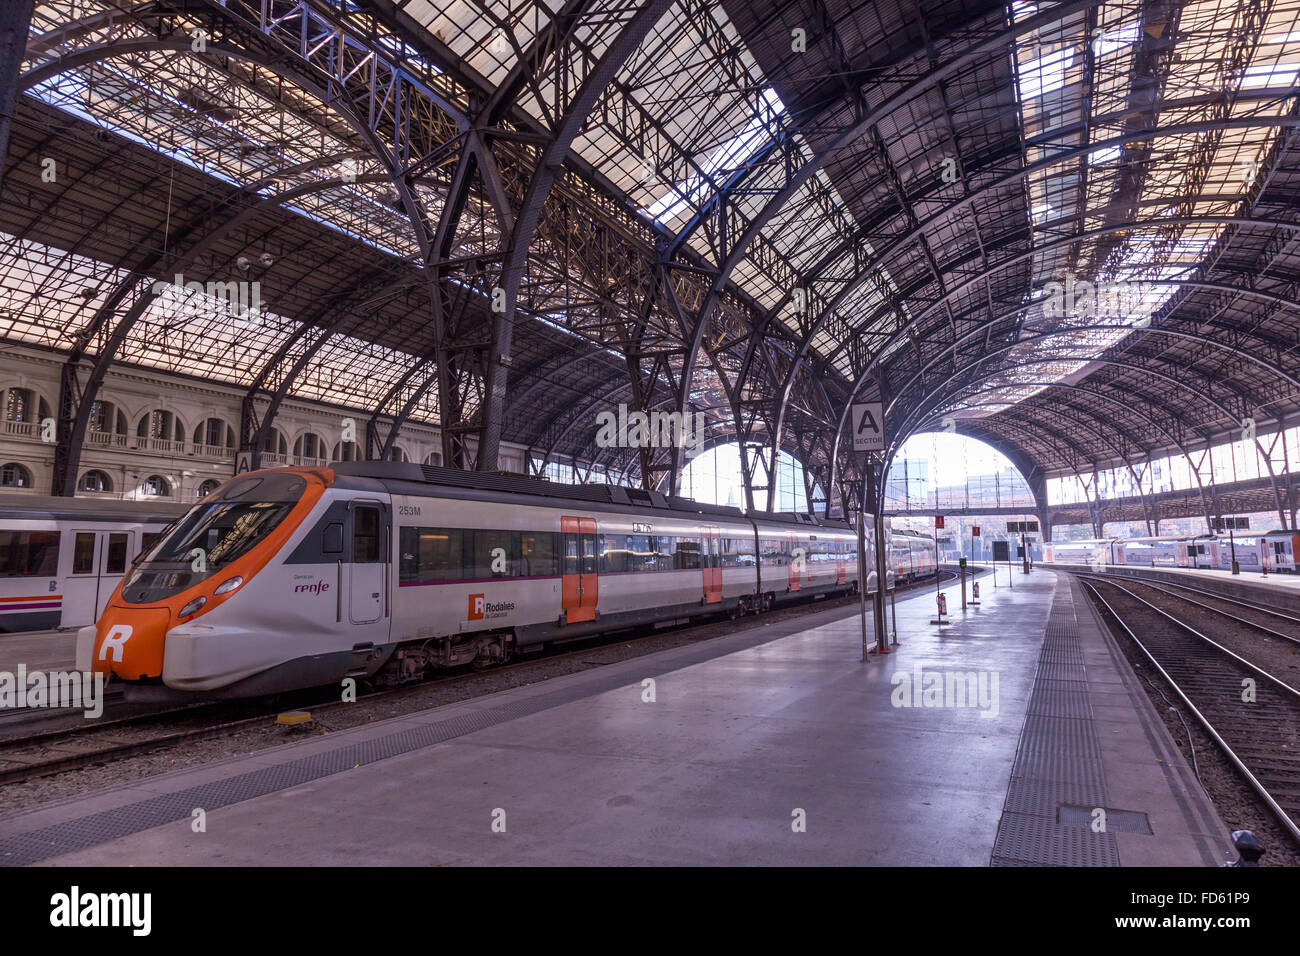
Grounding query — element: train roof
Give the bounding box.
[329,462,853,532]
[0,493,190,523]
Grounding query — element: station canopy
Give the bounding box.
[4,0,1300,505]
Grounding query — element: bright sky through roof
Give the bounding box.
[645,88,785,222]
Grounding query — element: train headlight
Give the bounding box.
[178,596,207,619]
[214,576,244,596]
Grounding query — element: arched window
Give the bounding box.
[79,470,113,493]
[3,388,34,422]
[193,418,234,449]
[0,462,32,488]
[269,429,289,456]
[294,433,327,461]
[141,474,172,497]
[137,409,182,442]
[388,445,408,463]
[196,478,221,498]
[88,401,127,435]
[333,440,362,462]
[424,451,442,467]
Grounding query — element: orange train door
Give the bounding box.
[702,527,722,604]
[787,535,801,591]
[561,517,598,623]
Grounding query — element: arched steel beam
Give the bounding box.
[932,383,1178,534]
[836,315,1300,463]
[245,264,411,465]
[672,0,1101,426]
[19,32,462,491]
[477,0,676,472]
[882,352,1285,527]
[740,109,1300,400]
[48,168,379,493]
[820,211,1300,408]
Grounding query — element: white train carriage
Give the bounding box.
[1112,535,1195,568]
[888,529,937,582]
[1042,538,1114,566]
[0,494,187,632]
[77,463,869,700]
[1265,530,1300,572]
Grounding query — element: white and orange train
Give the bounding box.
[1043,531,1300,572]
[74,463,933,701]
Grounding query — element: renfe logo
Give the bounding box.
[468,594,485,620]
[98,624,132,663]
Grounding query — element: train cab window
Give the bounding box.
[352,507,382,563]
[323,522,344,555]
[0,531,60,577]
[122,472,307,603]
[72,533,96,574]
[105,534,129,575]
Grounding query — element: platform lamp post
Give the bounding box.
[851,402,889,658]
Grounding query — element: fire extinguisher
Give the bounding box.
[937,593,948,616]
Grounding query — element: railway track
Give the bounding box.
[0,571,959,787]
[1082,577,1300,849]
[1071,568,1300,644]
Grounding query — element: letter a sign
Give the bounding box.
[851,402,885,452]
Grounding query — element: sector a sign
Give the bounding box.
[851,401,885,453]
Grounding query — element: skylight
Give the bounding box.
[644,88,785,223]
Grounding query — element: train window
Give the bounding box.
[352,507,382,563]
[650,535,675,571]
[562,533,580,576]
[675,539,701,570]
[323,522,344,554]
[520,532,557,577]
[600,534,628,574]
[398,527,462,583]
[472,529,514,578]
[0,531,60,577]
[627,534,652,572]
[105,534,129,575]
[580,534,597,576]
[72,533,96,574]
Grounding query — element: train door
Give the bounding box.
[787,535,801,591]
[347,501,388,625]
[561,517,598,623]
[837,539,847,585]
[701,527,722,604]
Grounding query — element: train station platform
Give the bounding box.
[0,570,1233,866]
[0,629,76,674]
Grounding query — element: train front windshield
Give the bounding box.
[120,473,307,604]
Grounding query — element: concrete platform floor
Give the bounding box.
[0,570,1233,866]
[0,629,76,674]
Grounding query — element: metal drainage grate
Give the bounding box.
[990,582,1123,866]
[1057,804,1153,835]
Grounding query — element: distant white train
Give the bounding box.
[0,494,187,632]
[72,463,936,701]
[1043,531,1300,572]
